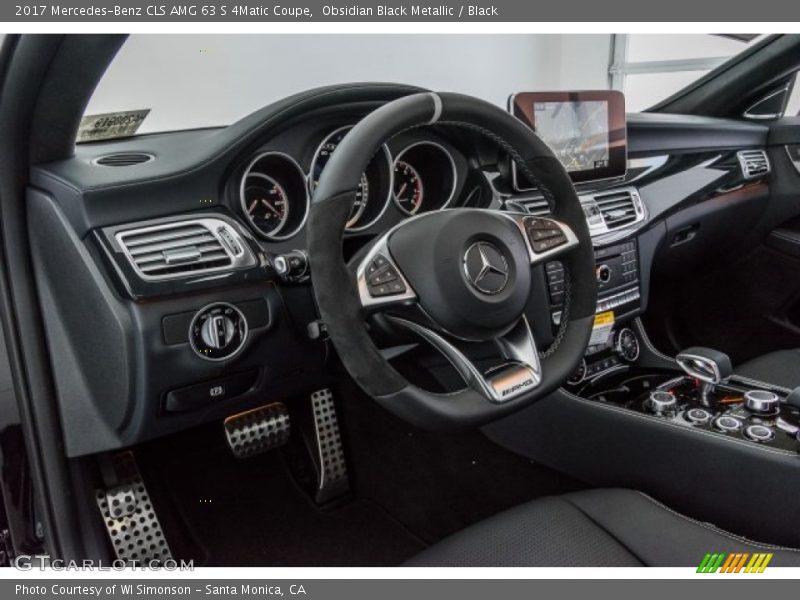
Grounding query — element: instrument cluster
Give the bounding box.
[238,125,465,242]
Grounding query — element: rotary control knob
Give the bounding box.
[744,424,775,442]
[685,407,712,424]
[189,303,248,361]
[714,415,743,432]
[615,328,640,362]
[647,390,677,414]
[744,390,780,415]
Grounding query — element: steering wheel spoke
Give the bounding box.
[386,314,542,403]
[503,212,580,265]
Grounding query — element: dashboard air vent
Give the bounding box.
[507,198,550,216]
[737,150,770,179]
[95,152,154,167]
[116,218,254,280]
[594,189,640,230]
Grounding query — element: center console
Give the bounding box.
[574,369,800,453]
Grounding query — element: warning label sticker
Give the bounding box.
[589,310,615,346]
[77,110,150,142]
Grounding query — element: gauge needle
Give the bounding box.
[260,199,281,217]
[247,199,259,214]
[397,183,408,198]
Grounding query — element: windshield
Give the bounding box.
[85,34,761,136]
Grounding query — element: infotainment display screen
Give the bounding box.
[508,91,627,187]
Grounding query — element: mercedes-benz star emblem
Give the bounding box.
[463,242,510,295]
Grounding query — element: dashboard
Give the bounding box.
[27,83,773,457]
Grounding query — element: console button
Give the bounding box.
[164,369,259,412]
[685,408,712,424]
[714,415,744,432]
[744,424,775,442]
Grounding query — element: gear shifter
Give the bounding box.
[675,347,733,407]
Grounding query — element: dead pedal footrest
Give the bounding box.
[224,402,290,459]
[95,452,172,564]
[310,389,349,504]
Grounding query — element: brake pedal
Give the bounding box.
[224,402,290,459]
[95,452,172,564]
[310,389,349,504]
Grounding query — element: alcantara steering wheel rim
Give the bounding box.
[307,91,597,429]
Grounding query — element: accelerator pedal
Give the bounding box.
[95,451,172,564]
[310,389,350,504]
[224,402,290,459]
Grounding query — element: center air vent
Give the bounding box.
[594,189,640,230]
[737,150,770,179]
[94,152,154,167]
[116,218,255,280]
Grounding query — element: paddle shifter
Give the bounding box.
[675,347,733,407]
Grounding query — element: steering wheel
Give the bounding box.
[307,92,596,429]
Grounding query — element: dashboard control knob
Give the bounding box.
[189,303,248,361]
[273,250,308,282]
[596,264,612,284]
[647,390,677,414]
[744,424,775,442]
[744,390,780,415]
[685,407,712,424]
[615,328,640,362]
[714,415,743,432]
[200,314,236,350]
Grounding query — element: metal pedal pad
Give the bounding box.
[310,389,349,504]
[95,452,172,564]
[224,402,290,459]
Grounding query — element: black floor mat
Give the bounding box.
[137,428,425,567]
[338,378,588,544]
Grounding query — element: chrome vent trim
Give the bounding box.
[737,150,770,180]
[94,152,154,167]
[116,218,256,281]
[579,187,647,243]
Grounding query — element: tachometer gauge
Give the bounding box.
[310,126,381,229]
[243,173,289,237]
[393,160,424,215]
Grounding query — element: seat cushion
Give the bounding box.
[735,349,800,390]
[406,488,800,567]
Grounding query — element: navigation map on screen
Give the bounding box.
[533,100,609,173]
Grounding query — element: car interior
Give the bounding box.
[2,33,800,567]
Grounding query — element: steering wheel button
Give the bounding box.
[368,268,398,286]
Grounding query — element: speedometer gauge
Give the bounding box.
[393,161,424,215]
[243,174,289,237]
[239,152,308,241]
[310,126,392,230]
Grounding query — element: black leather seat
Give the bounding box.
[736,349,800,390]
[406,489,800,567]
